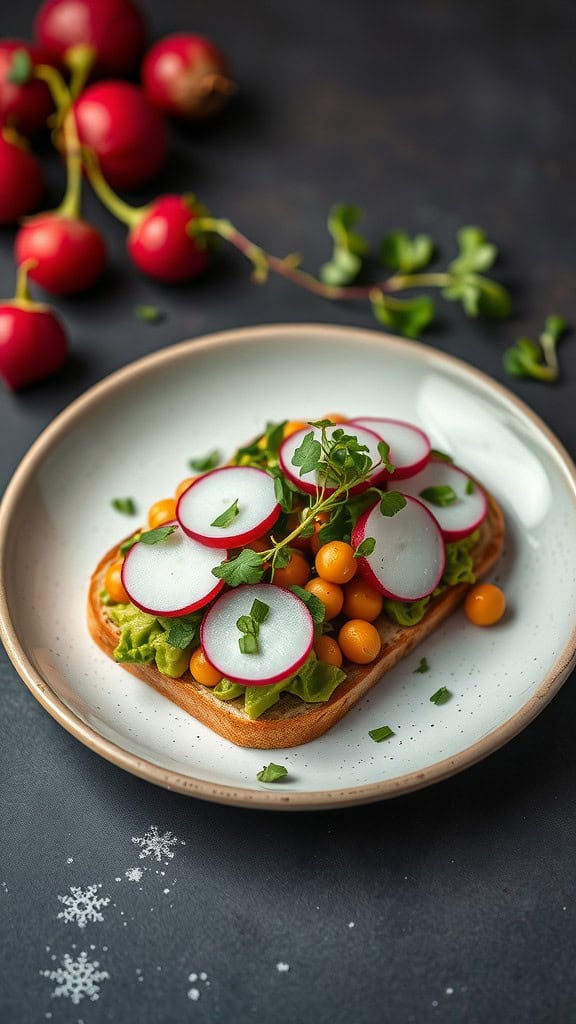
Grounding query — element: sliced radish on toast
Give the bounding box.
[177,465,280,548]
[349,417,431,479]
[397,459,487,540]
[279,423,389,496]
[352,497,445,600]
[121,523,226,616]
[200,583,314,686]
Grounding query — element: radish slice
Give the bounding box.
[352,497,445,600]
[278,423,389,496]
[200,583,314,686]
[396,459,487,540]
[177,465,280,549]
[121,523,226,617]
[349,417,431,480]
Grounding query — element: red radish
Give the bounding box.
[121,524,226,618]
[15,214,106,295]
[0,263,68,390]
[0,40,55,135]
[177,466,280,549]
[0,129,44,224]
[352,496,445,601]
[201,584,314,686]
[395,459,488,541]
[279,423,389,497]
[141,34,234,121]
[73,82,167,190]
[35,0,147,77]
[350,417,431,480]
[127,195,211,282]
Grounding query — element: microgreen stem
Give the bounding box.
[14,259,37,302]
[33,62,70,113]
[65,44,97,100]
[83,150,144,228]
[194,218,456,302]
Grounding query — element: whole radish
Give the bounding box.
[0,40,55,135]
[0,129,44,224]
[15,214,106,295]
[73,81,168,189]
[141,34,235,121]
[0,263,68,390]
[127,195,211,282]
[35,0,147,77]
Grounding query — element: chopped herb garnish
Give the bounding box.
[139,524,178,545]
[420,485,457,507]
[111,497,137,515]
[211,498,240,528]
[414,657,430,674]
[430,686,452,705]
[465,478,475,495]
[239,633,259,655]
[354,537,376,558]
[212,548,265,586]
[379,491,407,517]
[7,49,32,85]
[166,618,200,650]
[256,763,288,783]
[134,304,164,323]
[119,532,141,555]
[368,725,395,742]
[430,449,454,462]
[250,598,270,624]
[188,449,221,472]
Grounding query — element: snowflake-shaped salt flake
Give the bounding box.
[131,825,183,863]
[41,950,109,1005]
[57,885,110,929]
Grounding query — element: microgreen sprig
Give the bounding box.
[503,315,569,383]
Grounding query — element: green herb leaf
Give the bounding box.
[7,49,32,85]
[134,304,164,323]
[188,449,221,472]
[377,439,395,473]
[256,762,288,783]
[166,618,200,650]
[419,484,457,507]
[291,430,322,476]
[289,585,326,626]
[465,478,475,495]
[430,449,454,463]
[119,533,141,555]
[320,203,368,286]
[239,633,259,655]
[236,614,259,636]
[272,546,291,570]
[380,231,435,274]
[368,725,395,742]
[212,548,265,586]
[430,686,452,705]
[139,525,178,545]
[449,226,498,275]
[413,657,430,674]
[210,498,240,528]
[111,497,137,515]
[379,491,407,517]
[354,537,376,558]
[371,290,436,339]
[503,315,569,383]
[250,599,270,624]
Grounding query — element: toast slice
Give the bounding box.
[87,490,505,749]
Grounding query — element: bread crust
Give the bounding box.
[87,491,505,748]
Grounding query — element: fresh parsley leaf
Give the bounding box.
[289,585,326,626]
[320,204,368,286]
[250,599,270,624]
[8,49,32,85]
[212,548,265,586]
[188,449,221,472]
[291,431,322,476]
[368,725,395,742]
[139,525,178,544]
[272,546,291,570]
[134,304,164,323]
[413,657,430,674]
[419,484,457,507]
[354,537,376,558]
[380,231,435,274]
[239,633,259,655]
[379,491,407,517]
[256,762,288,783]
[211,499,240,528]
[166,617,201,649]
[430,686,452,705]
[371,290,436,339]
[111,497,137,515]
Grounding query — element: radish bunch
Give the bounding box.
[0,0,233,389]
[112,417,488,688]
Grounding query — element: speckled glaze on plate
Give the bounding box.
[1,324,575,809]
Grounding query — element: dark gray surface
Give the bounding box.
[1,1,575,1021]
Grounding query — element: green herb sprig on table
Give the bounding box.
[503,315,569,382]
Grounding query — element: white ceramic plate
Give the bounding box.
[1,324,575,809]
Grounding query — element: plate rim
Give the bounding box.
[1,321,575,809]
